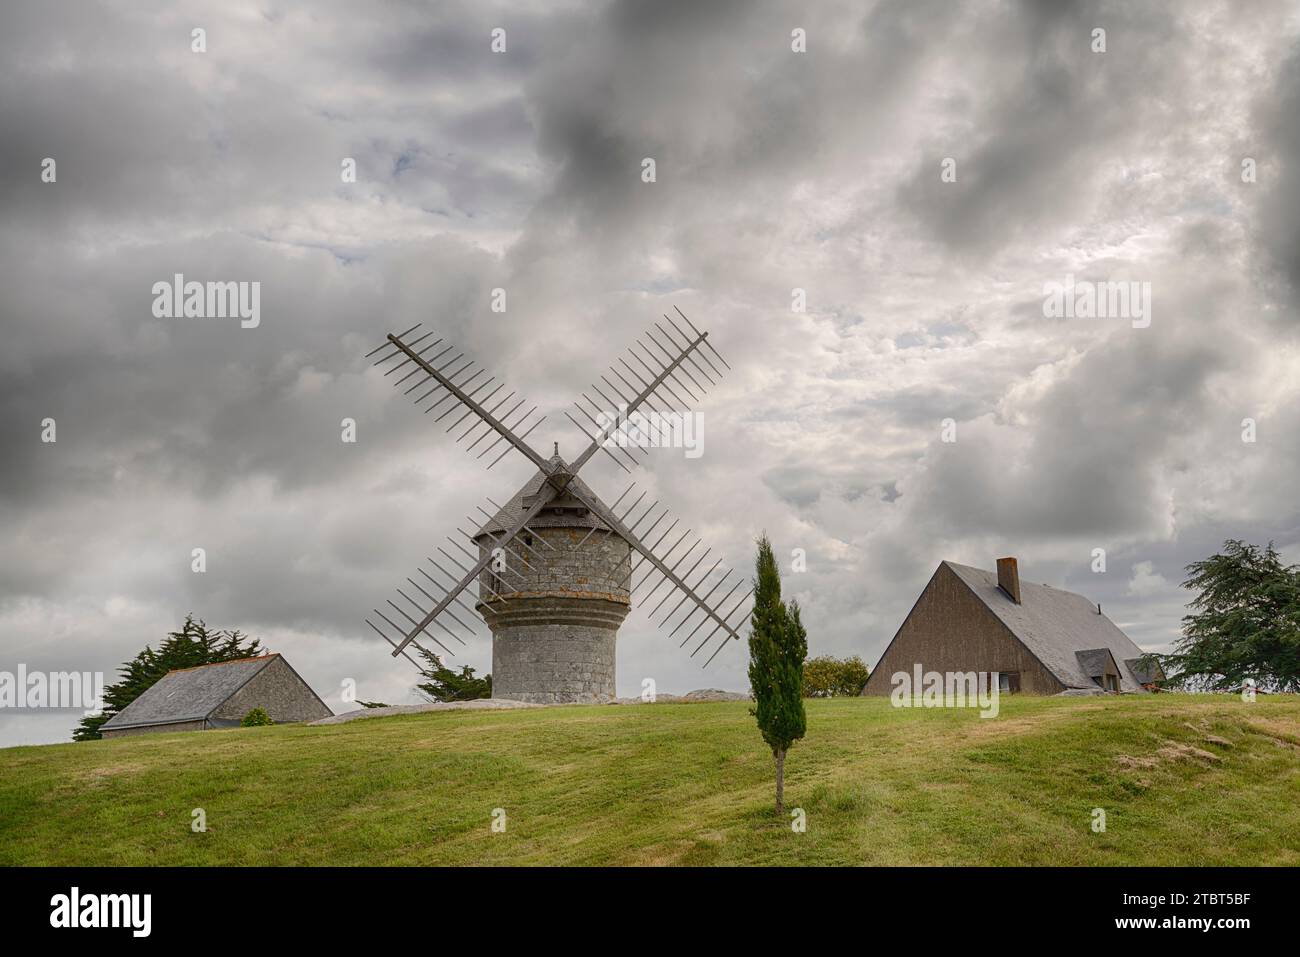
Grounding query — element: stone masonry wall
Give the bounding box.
[490,600,622,703]
[475,527,631,703]
[476,526,631,602]
[210,657,333,724]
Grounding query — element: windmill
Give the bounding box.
[361,308,752,703]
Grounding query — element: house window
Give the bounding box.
[997,672,1020,693]
[1104,674,1119,692]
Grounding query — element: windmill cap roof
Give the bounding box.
[475,455,616,535]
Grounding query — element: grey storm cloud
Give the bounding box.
[1258,40,1300,297]
[3,0,1300,746]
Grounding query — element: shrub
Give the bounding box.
[803,655,871,697]
[240,707,274,727]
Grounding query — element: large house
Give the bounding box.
[861,557,1163,696]
[99,653,332,738]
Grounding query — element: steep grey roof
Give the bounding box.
[943,562,1152,692]
[1125,657,1163,684]
[1075,648,1119,679]
[100,654,279,730]
[475,455,616,536]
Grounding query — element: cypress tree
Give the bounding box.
[747,534,807,815]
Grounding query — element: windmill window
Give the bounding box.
[524,534,533,547]
[997,672,1020,693]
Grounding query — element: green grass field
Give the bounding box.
[1,694,1298,866]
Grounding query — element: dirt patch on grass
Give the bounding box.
[1116,740,1222,771]
[1116,754,1159,769]
[959,705,1102,740]
[1245,717,1300,750]
[78,763,145,783]
[632,839,695,866]
[1181,721,1235,749]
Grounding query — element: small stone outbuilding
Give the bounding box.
[99,653,332,738]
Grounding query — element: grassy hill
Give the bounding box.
[1,694,1298,866]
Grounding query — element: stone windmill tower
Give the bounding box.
[473,452,630,702]
[361,310,750,703]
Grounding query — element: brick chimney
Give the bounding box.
[996,556,1022,604]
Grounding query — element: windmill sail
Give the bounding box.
[359,308,751,679]
[367,325,549,470]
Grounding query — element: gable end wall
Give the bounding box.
[863,563,1065,695]
[209,657,332,725]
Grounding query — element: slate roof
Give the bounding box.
[100,654,281,731]
[1075,647,1119,679]
[475,454,616,536]
[943,562,1156,692]
[1125,657,1162,685]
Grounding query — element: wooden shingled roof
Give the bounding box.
[474,454,616,537]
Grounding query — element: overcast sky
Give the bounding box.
[3,0,1300,746]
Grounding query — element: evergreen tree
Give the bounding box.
[1156,540,1300,692]
[747,534,807,815]
[74,615,263,740]
[414,646,492,702]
